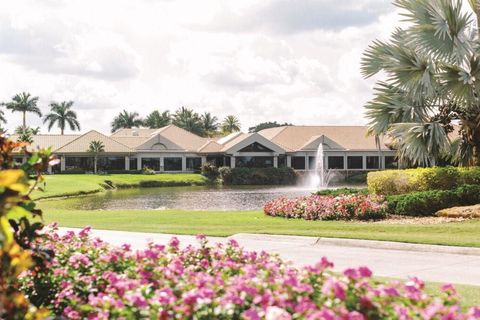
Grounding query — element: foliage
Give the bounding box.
[43,101,80,135]
[141,167,156,175]
[200,112,219,137]
[248,121,292,133]
[0,135,56,319]
[111,110,143,133]
[200,162,219,182]
[172,107,204,136]
[264,194,387,221]
[2,92,42,128]
[315,187,368,197]
[386,184,480,217]
[0,107,5,124]
[345,172,368,184]
[144,110,171,129]
[220,167,297,185]
[367,166,480,195]
[19,226,480,319]
[15,127,35,144]
[87,140,105,174]
[362,0,480,166]
[221,115,241,134]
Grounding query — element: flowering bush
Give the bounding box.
[19,226,480,319]
[264,194,387,221]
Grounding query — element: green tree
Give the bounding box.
[172,107,204,136]
[2,92,41,129]
[0,108,5,125]
[87,140,105,174]
[248,121,292,133]
[111,110,143,133]
[200,112,219,137]
[362,0,480,166]
[43,101,80,135]
[221,115,241,134]
[144,110,171,129]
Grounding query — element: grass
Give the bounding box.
[33,174,207,199]
[39,207,480,247]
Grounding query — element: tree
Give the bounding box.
[87,140,105,174]
[144,110,171,129]
[43,101,80,135]
[2,92,41,129]
[0,108,5,125]
[200,112,219,137]
[15,126,40,135]
[361,0,480,166]
[172,107,204,136]
[248,121,292,133]
[221,115,241,134]
[111,110,143,133]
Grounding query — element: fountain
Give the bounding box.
[307,142,334,189]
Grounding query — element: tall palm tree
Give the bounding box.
[2,92,41,128]
[361,0,480,167]
[200,112,219,137]
[43,101,80,135]
[221,115,241,134]
[111,110,143,133]
[144,110,171,129]
[172,107,204,136]
[87,140,105,174]
[0,108,5,125]
[15,126,40,135]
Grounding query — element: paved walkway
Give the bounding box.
[59,228,480,286]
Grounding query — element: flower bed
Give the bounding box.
[264,194,388,221]
[19,226,480,319]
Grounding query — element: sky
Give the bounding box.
[0,0,400,134]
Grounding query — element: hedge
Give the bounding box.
[368,166,480,195]
[315,187,368,196]
[219,167,298,185]
[386,184,480,216]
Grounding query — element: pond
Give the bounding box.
[43,185,363,211]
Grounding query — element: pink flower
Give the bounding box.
[265,306,291,320]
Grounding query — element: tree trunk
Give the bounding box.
[61,128,64,135]
[94,156,97,174]
[22,112,26,128]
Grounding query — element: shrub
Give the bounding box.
[142,167,156,175]
[19,226,480,319]
[220,167,297,185]
[315,187,368,196]
[367,166,479,195]
[387,184,480,216]
[201,162,220,182]
[264,194,387,221]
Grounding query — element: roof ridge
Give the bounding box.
[56,130,133,152]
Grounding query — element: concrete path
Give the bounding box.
[59,228,480,286]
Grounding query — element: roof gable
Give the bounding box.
[55,130,132,153]
[300,135,344,151]
[222,133,285,154]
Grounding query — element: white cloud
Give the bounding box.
[0,0,399,134]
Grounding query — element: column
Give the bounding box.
[47,166,53,174]
[305,155,309,171]
[60,156,66,172]
[273,155,278,168]
[125,156,130,171]
[286,155,292,168]
[201,156,207,166]
[362,155,367,170]
[231,156,236,168]
[343,153,347,171]
[137,157,142,170]
[160,157,165,172]
[181,155,187,172]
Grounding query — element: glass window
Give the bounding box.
[97,157,125,171]
[164,157,182,171]
[385,156,398,169]
[366,156,380,169]
[65,157,94,171]
[278,155,286,168]
[142,158,160,171]
[129,158,138,171]
[206,156,224,167]
[236,156,274,168]
[291,157,305,170]
[186,157,202,171]
[328,156,344,169]
[308,156,316,170]
[347,156,363,169]
[238,142,274,152]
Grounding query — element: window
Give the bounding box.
[308,156,317,170]
[129,158,138,171]
[328,156,344,169]
[291,157,306,170]
[207,156,224,167]
[236,156,274,168]
[65,157,94,171]
[164,157,182,171]
[347,156,363,169]
[238,142,274,152]
[278,155,286,168]
[385,156,398,169]
[97,157,125,171]
[366,156,380,169]
[142,158,160,171]
[186,157,202,171]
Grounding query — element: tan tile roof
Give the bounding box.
[110,136,149,148]
[55,130,132,153]
[10,134,81,152]
[220,133,252,152]
[153,125,208,151]
[198,140,223,153]
[259,126,390,151]
[110,128,159,137]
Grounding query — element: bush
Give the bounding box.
[142,167,156,175]
[19,226,479,319]
[220,167,298,185]
[315,187,368,196]
[264,194,387,221]
[367,166,480,195]
[201,162,220,182]
[387,184,480,216]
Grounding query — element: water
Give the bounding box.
[306,141,334,188]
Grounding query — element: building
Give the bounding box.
[11,125,398,173]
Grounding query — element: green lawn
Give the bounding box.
[40,208,480,247]
[33,174,207,199]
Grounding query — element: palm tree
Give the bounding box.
[144,110,171,128]
[111,110,143,133]
[361,0,480,166]
[15,126,40,135]
[43,101,81,135]
[172,107,204,135]
[2,92,41,128]
[87,140,105,174]
[200,112,218,137]
[0,108,5,125]
[221,115,241,134]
